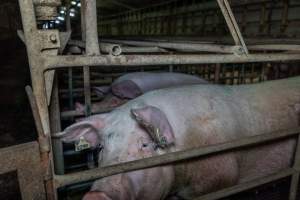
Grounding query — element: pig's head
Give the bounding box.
[57,104,175,163]
[112,80,143,99]
[59,105,175,199]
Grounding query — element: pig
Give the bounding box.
[76,72,208,113]
[110,72,208,99]
[57,76,300,200]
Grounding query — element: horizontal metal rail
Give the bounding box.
[101,39,242,54]
[196,168,295,200]
[61,106,114,118]
[43,53,300,71]
[54,127,300,188]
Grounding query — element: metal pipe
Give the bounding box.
[44,53,300,70]
[53,127,300,188]
[122,46,169,53]
[217,0,248,54]
[102,39,242,54]
[50,77,65,175]
[197,168,295,200]
[84,0,100,56]
[61,106,114,119]
[100,43,122,56]
[248,44,300,51]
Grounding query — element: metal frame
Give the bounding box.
[0,142,46,200]
[17,0,300,199]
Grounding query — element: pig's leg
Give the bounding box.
[87,174,136,200]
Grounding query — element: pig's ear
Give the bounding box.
[131,106,175,149]
[60,118,105,148]
[112,80,142,99]
[93,86,111,97]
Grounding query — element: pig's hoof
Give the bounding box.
[82,191,112,200]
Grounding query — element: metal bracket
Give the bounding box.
[38,30,61,51]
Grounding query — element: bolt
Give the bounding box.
[49,34,57,43]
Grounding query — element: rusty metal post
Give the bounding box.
[18,0,60,199]
[25,86,54,199]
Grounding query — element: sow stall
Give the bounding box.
[3,0,300,199]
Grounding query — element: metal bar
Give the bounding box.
[100,43,122,56]
[18,0,51,137]
[49,77,64,175]
[54,127,300,188]
[122,46,169,53]
[83,67,91,116]
[102,39,242,54]
[25,86,53,199]
[0,142,46,200]
[44,53,300,70]
[18,0,55,198]
[68,68,74,111]
[197,168,295,200]
[83,0,100,117]
[289,133,300,200]
[217,0,248,54]
[61,106,114,119]
[248,45,300,51]
[85,0,100,56]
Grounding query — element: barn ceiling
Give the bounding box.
[95,0,272,17]
[96,0,174,16]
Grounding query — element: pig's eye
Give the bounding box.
[142,143,148,148]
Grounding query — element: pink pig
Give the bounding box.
[76,72,208,113]
[58,77,300,199]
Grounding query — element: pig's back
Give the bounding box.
[114,72,207,92]
[132,77,300,144]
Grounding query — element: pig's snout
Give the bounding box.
[82,191,112,200]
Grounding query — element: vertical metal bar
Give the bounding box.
[280,0,289,34]
[83,0,100,169]
[81,0,100,117]
[259,3,266,34]
[50,76,64,175]
[68,68,74,111]
[25,86,54,200]
[18,0,54,199]
[83,67,91,116]
[215,64,221,84]
[289,134,300,200]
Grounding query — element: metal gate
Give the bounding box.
[13,0,300,199]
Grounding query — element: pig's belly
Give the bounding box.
[172,152,239,199]
[172,138,295,199]
[238,138,295,183]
